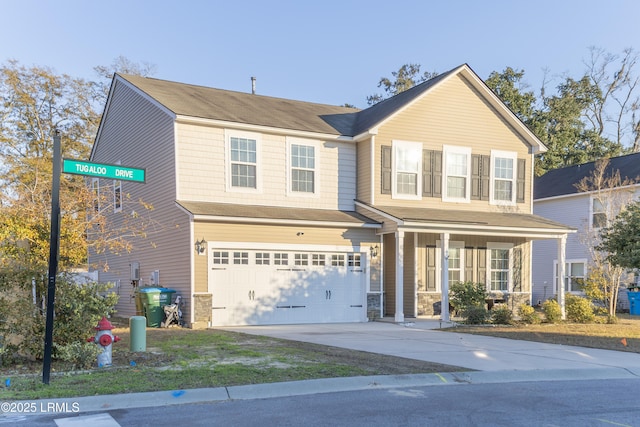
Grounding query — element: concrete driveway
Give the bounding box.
[221,320,640,373]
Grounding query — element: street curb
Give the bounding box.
[3,367,639,417]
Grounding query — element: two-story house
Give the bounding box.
[532,153,640,306]
[90,64,573,327]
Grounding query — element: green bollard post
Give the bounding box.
[129,316,147,352]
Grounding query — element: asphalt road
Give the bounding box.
[11,378,640,427]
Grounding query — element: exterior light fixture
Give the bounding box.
[195,238,206,255]
[370,245,379,258]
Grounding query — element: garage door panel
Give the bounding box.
[209,248,366,326]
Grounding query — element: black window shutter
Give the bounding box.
[471,155,481,200]
[423,150,432,197]
[513,247,522,291]
[426,246,437,291]
[480,155,490,200]
[471,154,490,200]
[381,145,392,194]
[423,149,442,198]
[433,151,442,197]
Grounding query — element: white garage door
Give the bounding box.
[208,248,366,326]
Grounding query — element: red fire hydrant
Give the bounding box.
[87,317,121,367]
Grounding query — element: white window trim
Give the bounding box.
[442,145,471,203]
[490,149,517,206]
[225,129,262,193]
[590,195,606,230]
[553,258,588,294]
[391,139,422,200]
[435,240,465,292]
[286,137,320,198]
[486,242,514,292]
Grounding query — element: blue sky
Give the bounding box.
[2,0,639,108]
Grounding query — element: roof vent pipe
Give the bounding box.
[251,76,256,94]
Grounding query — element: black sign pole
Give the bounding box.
[42,130,62,384]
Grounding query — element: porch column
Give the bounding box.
[440,232,450,322]
[557,235,567,320]
[395,230,404,322]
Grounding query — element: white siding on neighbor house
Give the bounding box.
[175,122,357,210]
[90,80,192,321]
[532,195,589,304]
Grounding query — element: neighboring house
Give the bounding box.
[89,63,573,327]
[532,153,640,306]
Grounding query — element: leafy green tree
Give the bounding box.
[598,200,640,270]
[367,63,438,105]
[0,59,160,277]
[485,67,537,123]
[535,76,623,175]
[0,61,100,277]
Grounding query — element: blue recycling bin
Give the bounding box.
[627,289,640,315]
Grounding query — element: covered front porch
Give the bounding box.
[356,203,576,322]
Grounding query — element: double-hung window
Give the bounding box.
[490,150,517,204]
[392,140,422,199]
[487,243,512,291]
[287,138,319,195]
[226,131,261,191]
[555,260,586,293]
[443,146,471,202]
[591,197,607,229]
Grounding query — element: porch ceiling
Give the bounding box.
[355,202,576,239]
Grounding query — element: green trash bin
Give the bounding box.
[138,287,177,327]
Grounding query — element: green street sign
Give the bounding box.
[63,159,146,183]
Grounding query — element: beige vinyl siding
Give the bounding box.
[176,123,357,210]
[374,73,533,213]
[356,138,373,204]
[193,222,378,293]
[90,80,192,320]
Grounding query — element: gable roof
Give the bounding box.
[114,64,545,150]
[534,152,640,200]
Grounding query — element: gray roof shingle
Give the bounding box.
[117,66,461,138]
[534,152,640,199]
[177,201,380,226]
[366,205,573,232]
[118,74,360,135]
